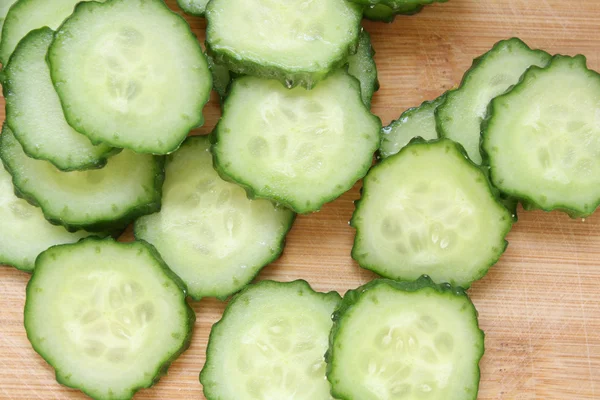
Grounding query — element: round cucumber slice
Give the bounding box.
[205,0,363,88]
[482,55,600,218]
[0,0,18,44]
[177,0,209,16]
[200,280,341,400]
[327,277,484,400]
[0,125,164,232]
[135,136,295,300]
[4,28,115,171]
[379,94,446,159]
[0,0,105,65]
[352,138,513,288]
[212,71,382,214]
[47,0,212,154]
[24,238,194,400]
[363,3,424,22]
[347,29,380,108]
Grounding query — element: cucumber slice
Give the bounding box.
[354,0,444,13]
[0,162,96,272]
[177,0,209,16]
[379,94,446,159]
[352,139,513,288]
[212,71,381,214]
[482,55,600,218]
[200,280,341,400]
[207,53,231,99]
[363,4,423,22]
[0,0,17,44]
[0,125,164,232]
[436,38,551,164]
[205,0,363,89]
[0,0,105,66]
[326,277,484,400]
[135,136,295,300]
[24,238,194,400]
[347,30,380,108]
[48,0,212,154]
[3,28,115,171]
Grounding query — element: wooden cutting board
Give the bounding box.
[1,0,600,398]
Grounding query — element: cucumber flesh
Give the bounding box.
[213,71,382,214]
[347,30,379,108]
[24,238,194,400]
[327,278,484,400]
[4,28,115,171]
[436,38,551,164]
[135,136,295,300]
[200,280,341,400]
[0,0,17,44]
[483,55,600,218]
[0,125,163,232]
[48,0,212,154]
[177,0,209,16]
[206,0,363,89]
[380,94,445,159]
[0,0,105,65]
[352,139,513,288]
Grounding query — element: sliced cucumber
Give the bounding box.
[135,136,295,300]
[363,3,423,22]
[347,30,379,108]
[379,94,445,159]
[207,53,231,99]
[326,277,484,400]
[0,0,105,65]
[482,55,600,218]
[0,0,18,44]
[177,0,209,16]
[352,139,512,288]
[206,0,362,89]
[0,125,163,232]
[24,238,194,400]
[3,28,115,171]
[200,280,341,400]
[48,0,212,154]
[436,38,551,164]
[212,71,381,214]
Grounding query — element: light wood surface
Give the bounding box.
[2,0,600,398]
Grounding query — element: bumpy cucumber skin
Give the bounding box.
[24,237,195,400]
[211,73,382,214]
[351,138,513,288]
[2,28,119,171]
[378,94,446,159]
[0,127,165,233]
[206,53,231,100]
[200,279,341,400]
[436,38,552,164]
[48,0,211,155]
[481,54,600,219]
[347,29,380,108]
[134,135,296,301]
[205,1,363,89]
[355,0,446,13]
[363,3,424,22]
[326,276,484,400]
[177,0,208,16]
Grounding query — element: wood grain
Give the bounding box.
[1,0,600,398]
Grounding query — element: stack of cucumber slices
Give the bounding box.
[1,0,599,399]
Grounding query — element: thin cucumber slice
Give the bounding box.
[352,139,512,288]
[0,0,18,44]
[177,0,209,16]
[135,136,295,300]
[436,38,551,164]
[206,0,362,89]
[0,0,105,65]
[482,55,600,218]
[3,28,115,171]
[213,71,381,214]
[326,277,484,400]
[200,280,341,400]
[207,53,231,99]
[25,238,194,400]
[379,94,446,159]
[353,0,445,13]
[347,30,379,108]
[0,125,164,232]
[363,4,423,22]
[48,0,212,154]
[0,162,96,272]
